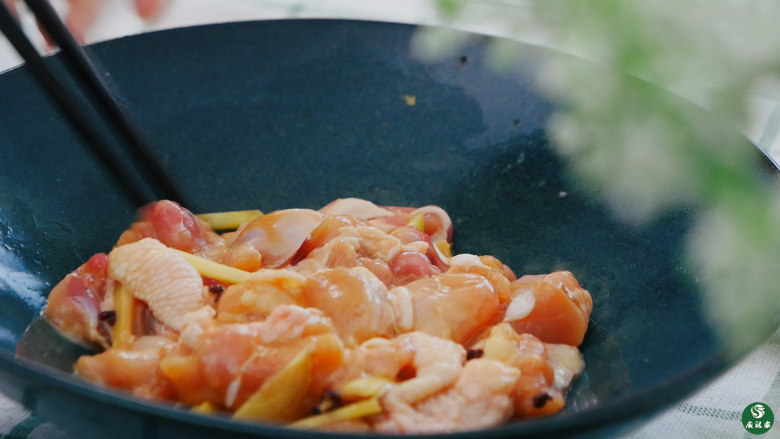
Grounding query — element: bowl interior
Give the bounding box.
[0,19,776,438]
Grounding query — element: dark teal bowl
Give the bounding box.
[0,19,778,439]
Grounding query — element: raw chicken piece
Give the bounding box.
[480,323,572,417]
[302,267,395,346]
[378,332,466,410]
[293,215,366,262]
[404,205,452,244]
[108,238,206,332]
[116,200,225,259]
[328,332,517,434]
[545,343,585,391]
[388,252,441,286]
[373,358,519,433]
[158,305,344,412]
[389,226,447,271]
[506,271,593,346]
[293,224,415,286]
[447,254,513,304]
[394,273,500,345]
[317,199,453,267]
[44,253,111,348]
[327,332,463,406]
[216,269,306,323]
[318,198,394,220]
[221,209,323,271]
[340,226,404,262]
[75,335,178,400]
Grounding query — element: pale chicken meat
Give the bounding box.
[373,358,520,434]
[75,335,178,400]
[216,269,306,323]
[545,342,585,391]
[44,253,111,348]
[318,198,394,220]
[108,238,207,332]
[395,273,500,345]
[221,209,323,271]
[160,304,344,411]
[327,332,466,412]
[301,266,395,346]
[292,223,431,287]
[505,271,593,346]
[116,200,226,260]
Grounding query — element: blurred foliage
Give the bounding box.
[425,0,780,355]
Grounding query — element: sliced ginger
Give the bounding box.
[233,346,314,422]
[112,285,135,348]
[172,249,251,284]
[340,376,393,400]
[289,397,382,430]
[196,209,264,231]
[407,212,425,232]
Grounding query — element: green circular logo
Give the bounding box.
[742,402,774,435]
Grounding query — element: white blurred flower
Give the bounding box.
[423,0,780,350]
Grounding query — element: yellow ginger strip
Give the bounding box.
[340,376,393,399]
[196,209,263,231]
[191,402,219,415]
[172,249,250,284]
[233,346,313,422]
[289,397,382,430]
[112,285,134,348]
[407,212,425,232]
[435,240,452,258]
[483,325,518,365]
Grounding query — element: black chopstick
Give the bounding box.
[1,0,189,207]
[0,2,154,207]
